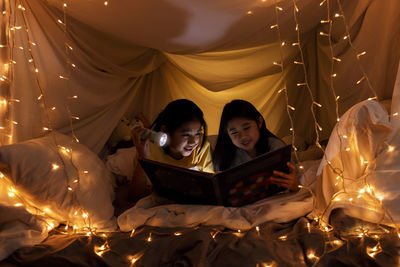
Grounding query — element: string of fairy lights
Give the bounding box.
[269,0,398,263]
[0,0,94,234]
[0,0,398,265]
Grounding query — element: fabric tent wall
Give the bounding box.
[0,0,399,153]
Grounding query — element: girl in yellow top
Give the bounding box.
[122,99,213,208]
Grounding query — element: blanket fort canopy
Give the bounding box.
[0,0,399,152]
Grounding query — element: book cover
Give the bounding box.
[138,145,292,207]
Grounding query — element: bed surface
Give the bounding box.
[1,209,398,267]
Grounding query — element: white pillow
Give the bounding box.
[0,132,117,231]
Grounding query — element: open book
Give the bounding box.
[138,145,292,207]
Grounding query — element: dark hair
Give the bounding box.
[213,99,279,171]
[151,99,207,151]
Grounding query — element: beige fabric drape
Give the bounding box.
[1,0,399,153]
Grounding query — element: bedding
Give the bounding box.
[0,132,117,260]
[1,209,398,266]
[314,99,400,226]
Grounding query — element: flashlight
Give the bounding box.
[131,124,168,147]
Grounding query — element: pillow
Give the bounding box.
[0,132,117,231]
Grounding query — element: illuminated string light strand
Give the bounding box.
[335,0,378,99]
[9,0,93,232]
[291,0,325,156]
[0,0,15,145]
[272,0,302,166]
[60,2,80,143]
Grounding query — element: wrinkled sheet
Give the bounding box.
[1,210,399,267]
[314,62,400,226]
[117,160,319,232]
[0,204,49,262]
[118,190,313,232]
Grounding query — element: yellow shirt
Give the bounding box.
[148,140,214,173]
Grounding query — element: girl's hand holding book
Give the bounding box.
[271,162,299,192]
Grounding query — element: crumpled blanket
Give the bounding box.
[117,160,319,231]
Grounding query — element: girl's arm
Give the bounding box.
[270,162,299,192]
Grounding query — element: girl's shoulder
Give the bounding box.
[267,136,286,151]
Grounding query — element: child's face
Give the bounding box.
[167,120,203,159]
[227,117,261,156]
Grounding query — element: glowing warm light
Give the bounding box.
[278,235,287,241]
[147,235,152,242]
[52,163,60,170]
[247,10,253,15]
[82,212,88,218]
[47,222,55,230]
[357,76,365,84]
[345,147,350,151]
[388,146,394,152]
[94,242,109,257]
[357,51,366,58]
[307,251,318,260]
[104,1,108,6]
[210,231,219,239]
[287,105,295,111]
[313,101,322,107]
[366,244,381,258]
[174,232,182,236]
[332,240,343,246]
[261,262,275,267]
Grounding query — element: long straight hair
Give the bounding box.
[151,99,207,152]
[213,99,279,171]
